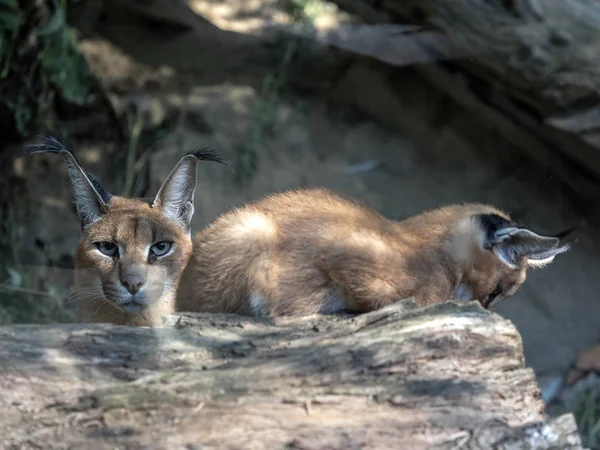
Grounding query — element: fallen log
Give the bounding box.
[0,301,585,449]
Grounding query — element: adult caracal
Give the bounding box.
[23,137,572,325]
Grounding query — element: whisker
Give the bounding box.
[93,300,112,318]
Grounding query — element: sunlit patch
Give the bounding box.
[348,231,389,254]
[81,147,101,164]
[368,278,396,297]
[230,212,277,240]
[449,217,484,264]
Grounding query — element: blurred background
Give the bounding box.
[1,0,599,446]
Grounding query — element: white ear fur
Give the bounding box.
[152,155,197,229]
[526,243,571,269]
[491,227,564,268]
[151,147,233,230]
[492,246,519,269]
[527,255,556,268]
[62,157,112,227]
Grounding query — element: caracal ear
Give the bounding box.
[21,136,112,229]
[490,226,572,269]
[152,147,233,230]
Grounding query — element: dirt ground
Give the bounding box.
[4,0,600,412]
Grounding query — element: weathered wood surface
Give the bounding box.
[320,0,600,205]
[0,301,585,449]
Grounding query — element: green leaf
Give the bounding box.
[0,9,21,31]
[36,5,65,36]
[4,90,32,136]
[0,0,19,10]
[59,53,89,104]
[41,29,89,105]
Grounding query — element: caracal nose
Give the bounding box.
[121,274,145,295]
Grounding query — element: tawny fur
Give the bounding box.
[175,188,571,317]
[23,137,571,325]
[74,197,193,326]
[22,136,230,327]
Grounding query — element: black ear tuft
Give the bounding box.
[153,146,233,230]
[22,136,113,204]
[21,135,65,156]
[185,147,235,173]
[553,225,577,242]
[20,136,113,227]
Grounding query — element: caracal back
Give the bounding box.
[176,188,572,317]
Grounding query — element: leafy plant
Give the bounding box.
[236,39,298,184]
[37,0,88,104]
[0,0,23,75]
[0,0,91,324]
[573,384,600,449]
[0,0,90,137]
[234,0,328,184]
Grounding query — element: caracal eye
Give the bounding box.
[97,242,118,257]
[150,241,172,257]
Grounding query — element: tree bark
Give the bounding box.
[0,301,586,449]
